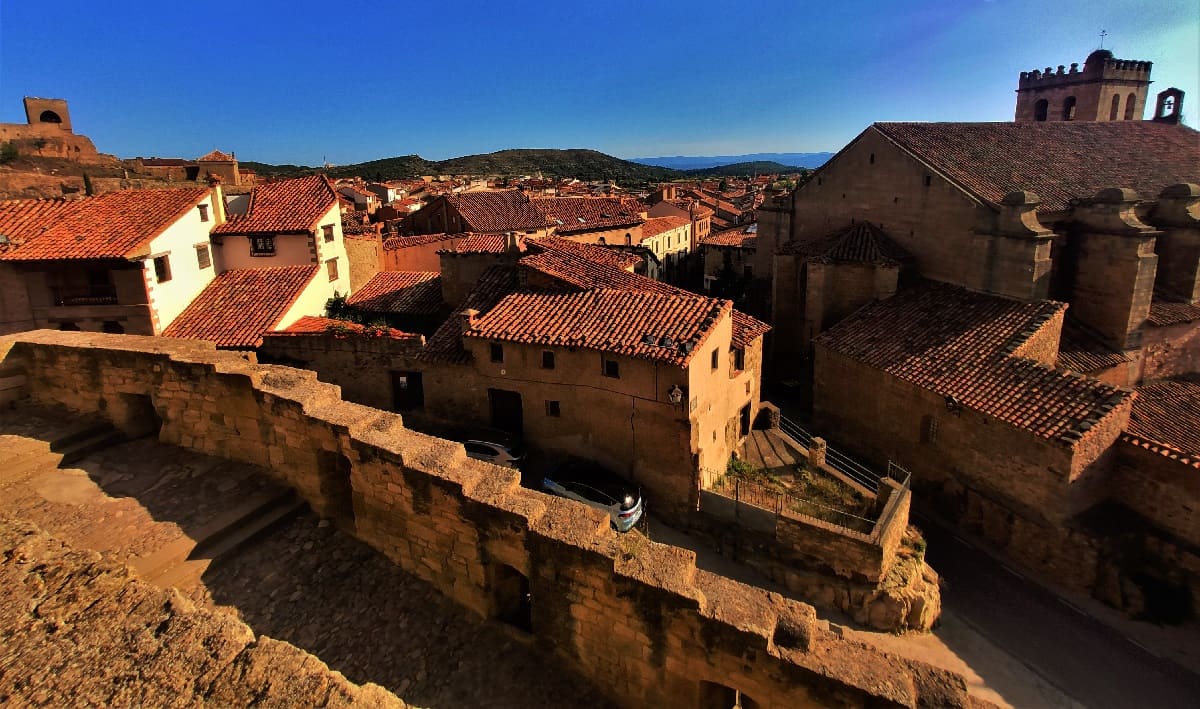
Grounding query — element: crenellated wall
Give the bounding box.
[0,330,983,709]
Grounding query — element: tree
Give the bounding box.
[32,138,47,156]
[0,142,17,164]
[82,173,94,196]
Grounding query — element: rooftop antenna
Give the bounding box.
[1099,29,1108,49]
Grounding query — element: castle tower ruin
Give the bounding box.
[1015,50,1151,123]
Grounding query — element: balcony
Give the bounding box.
[52,285,119,306]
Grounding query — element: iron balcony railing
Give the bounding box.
[779,415,883,492]
[52,284,119,306]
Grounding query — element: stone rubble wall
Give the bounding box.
[0,330,984,708]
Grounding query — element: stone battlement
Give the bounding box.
[0,330,983,708]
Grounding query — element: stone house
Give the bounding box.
[636,216,691,280]
[337,183,380,214]
[645,186,713,243]
[345,270,445,334]
[380,233,469,271]
[702,225,758,291]
[404,190,555,237]
[0,187,221,335]
[533,196,646,246]
[212,175,351,299]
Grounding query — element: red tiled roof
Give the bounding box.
[2,188,208,261]
[1124,375,1200,462]
[383,233,456,250]
[873,122,1200,213]
[668,199,713,218]
[640,216,689,240]
[268,315,421,342]
[442,190,555,232]
[213,175,338,235]
[338,183,376,200]
[465,289,730,366]
[418,266,518,364]
[140,158,188,167]
[1147,292,1200,327]
[1056,319,1131,373]
[816,282,1130,443]
[732,310,771,349]
[445,233,526,254]
[537,197,645,234]
[704,226,758,248]
[197,149,235,162]
[780,221,912,266]
[0,198,83,254]
[162,266,318,349]
[346,271,443,315]
[529,236,642,270]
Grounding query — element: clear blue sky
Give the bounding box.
[1,1,1196,164]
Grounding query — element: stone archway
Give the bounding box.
[39,110,62,124]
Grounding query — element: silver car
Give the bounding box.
[463,438,526,468]
[542,460,644,532]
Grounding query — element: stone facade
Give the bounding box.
[344,233,383,292]
[1015,51,1151,123]
[0,97,104,163]
[0,330,983,708]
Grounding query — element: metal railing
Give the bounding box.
[52,284,118,306]
[708,474,878,536]
[779,415,881,492]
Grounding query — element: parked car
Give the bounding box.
[542,460,644,532]
[463,434,526,468]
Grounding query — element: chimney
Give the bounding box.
[504,231,520,253]
[458,309,479,335]
[206,174,227,225]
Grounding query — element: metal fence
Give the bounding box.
[708,474,879,536]
[779,415,882,493]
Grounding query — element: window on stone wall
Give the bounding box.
[195,244,211,269]
[1034,99,1049,121]
[1062,96,1077,121]
[602,358,619,378]
[545,400,560,417]
[541,350,555,369]
[153,255,171,283]
[711,348,719,371]
[1124,92,1137,120]
[326,257,338,282]
[732,347,745,371]
[490,343,504,363]
[250,235,275,255]
[921,415,938,444]
[322,224,334,242]
[1109,94,1121,121]
[197,204,210,222]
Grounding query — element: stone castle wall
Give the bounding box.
[0,330,982,709]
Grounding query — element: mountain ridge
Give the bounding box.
[629,152,833,171]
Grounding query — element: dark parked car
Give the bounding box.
[542,460,644,532]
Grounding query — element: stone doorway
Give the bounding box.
[491,563,532,633]
[699,681,760,709]
[317,451,355,532]
[488,388,523,436]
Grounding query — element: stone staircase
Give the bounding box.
[0,421,126,488]
[130,486,305,592]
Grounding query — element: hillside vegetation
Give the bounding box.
[684,161,806,177]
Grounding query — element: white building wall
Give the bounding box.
[141,193,218,331]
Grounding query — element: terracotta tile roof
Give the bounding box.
[466,289,729,366]
[213,175,338,235]
[1124,375,1200,463]
[197,149,235,162]
[346,271,443,315]
[1,188,208,261]
[518,248,769,346]
[704,226,758,248]
[443,190,555,232]
[665,198,714,219]
[536,197,645,234]
[529,236,642,270]
[162,265,318,349]
[268,315,422,342]
[140,158,188,167]
[780,222,912,266]
[383,233,456,250]
[418,266,518,364]
[0,198,83,254]
[338,183,376,200]
[1056,319,1131,373]
[816,282,1130,443]
[732,310,771,349]
[444,233,525,254]
[1147,291,1200,327]
[874,122,1200,213]
[640,216,689,240]
[342,210,369,226]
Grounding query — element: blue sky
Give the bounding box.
[1,1,1196,164]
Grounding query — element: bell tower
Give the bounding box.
[1015,50,1152,123]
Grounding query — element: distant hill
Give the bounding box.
[629,152,833,171]
[241,149,680,184]
[684,161,807,177]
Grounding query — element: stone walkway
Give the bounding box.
[0,405,613,709]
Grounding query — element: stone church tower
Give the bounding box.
[1015,49,1151,122]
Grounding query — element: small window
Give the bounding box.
[490,343,504,363]
[1034,99,1048,122]
[1109,94,1121,121]
[197,204,210,222]
[922,415,938,444]
[153,255,171,283]
[195,244,211,269]
[923,175,932,187]
[541,350,555,369]
[624,233,632,245]
[545,400,560,417]
[733,347,745,371]
[250,235,275,255]
[602,358,619,378]
[322,224,334,242]
[711,349,719,371]
[869,153,875,164]
[326,257,338,282]
[1062,96,1077,121]
[1124,92,1137,120]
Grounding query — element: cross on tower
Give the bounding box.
[1099,29,1108,49]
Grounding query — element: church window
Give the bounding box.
[1109,94,1121,121]
[1124,93,1137,120]
[1033,99,1048,122]
[1062,96,1077,121]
